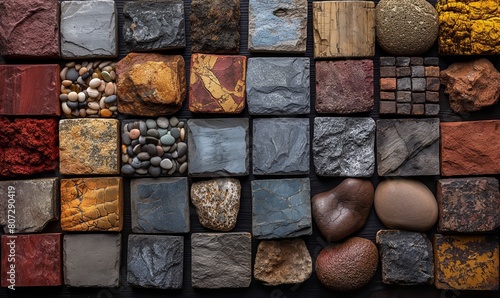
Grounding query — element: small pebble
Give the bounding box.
[158,128,168,137]
[79,67,88,76]
[144,144,157,156]
[59,94,68,102]
[62,80,72,87]
[131,157,141,169]
[122,154,129,163]
[156,146,164,156]
[177,121,185,128]
[79,109,86,117]
[147,129,160,138]
[170,117,179,127]
[65,61,76,68]
[160,159,173,170]
[146,119,157,129]
[169,143,177,153]
[157,117,169,128]
[133,144,143,155]
[78,92,86,102]
[66,68,79,81]
[145,136,158,144]
[140,161,150,169]
[136,168,148,175]
[102,71,111,82]
[148,166,161,177]
[100,109,112,117]
[104,95,117,104]
[179,162,188,174]
[137,152,151,161]
[122,164,135,175]
[89,78,101,88]
[170,127,180,139]
[129,129,140,140]
[160,134,175,146]
[177,155,187,164]
[127,146,134,157]
[88,102,100,110]
[168,162,177,175]
[177,142,187,157]
[150,156,162,166]
[86,108,98,115]
[122,132,131,145]
[62,102,71,114]
[172,151,178,159]
[139,121,147,136]
[180,128,185,141]
[67,101,78,109]
[105,82,114,96]
[87,87,99,98]
[68,92,78,102]
[138,136,146,145]
[60,67,68,81]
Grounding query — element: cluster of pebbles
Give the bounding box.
[59,61,118,118]
[121,117,188,177]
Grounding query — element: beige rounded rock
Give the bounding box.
[374,179,438,231]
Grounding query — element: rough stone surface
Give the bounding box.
[0,178,58,233]
[246,57,310,115]
[189,54,247,113]
[313,117,375,177]
[437,178,500,233]
[254,239,312,286]
[0,117,58,177]
[59,119,119,175]
[127,235,183,289]
[440,59,500,113]
[1,234,62,287]
[190,0,240,53]
[64,234,121,287]
[253,118,309,175]
[248,0,307,52]
[188,118,249,177]
[60,178,123,232]
[377,119,440,176]
[131,178,189,233]
[191,232,251,289]
[312,179,374,242]
[116,53,186,116]
[376,230,434,285]
[315,60,374,113]
[441,120,500,176]
[191,178,240,231]
[434,234,499,290]
[252,178,311,239]
[123,0,185,51]
[60,0,117,58]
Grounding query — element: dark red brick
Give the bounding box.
[426,77,440,91]
[380,66,395,77]
[426,91,440,102]
[380,92,395,100]
[396,67,411,77]
[412,92,426,103]
[412,104,425,115]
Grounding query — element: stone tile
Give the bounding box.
[313,117,375,177]
[425,104,440,116]
[424,57,440,65]
[60,177,123,232]
[380,57,395,66]
[189,54,246,114]
[0,178,58,233]
[246,57,310,115]
[380,78,396,91]
[64,234,121,287]
[426,77,440,91]
[252,178,312,239]
[380,92,395,100]
[412,92,426,103]
[59,119,120,175]
[253,118,309,175]
[411,66,425,77]
[396,103,411,114]
[396,91,411,103]
[1,234,62,287]
[131,178,189,233]
[434,234,499,290]
[396,67,411,77]
[127,235,183,289]
[426,91,440,102]
[380,66,396,77]
[410,57,424,65]
[412,104,425,115]
[191,232,251,288]
[396,57,410,66]
[412,78,426,92]
[379,101,396,114]
[249,0,307,52]
[60,0,117,58]
[187,118,249,177]
[397,77,411,91]
[425,66,440,77]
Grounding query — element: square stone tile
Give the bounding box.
[253,118,309,175]
[60,177,123,232]
[59,119,120,175]
[191,232,251,288]
[130,178,189,233]
[246,57,310,115]
[313,117,375,177]
[64,234,121,287]
[188,119,249,177]
[60,0,118,58]
[252,178,312,239]
[249,0,307,52]
[127,235,183,289]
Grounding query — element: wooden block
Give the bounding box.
[313,1,375,58]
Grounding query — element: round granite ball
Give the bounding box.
[376,0,438,55]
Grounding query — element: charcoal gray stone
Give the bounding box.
[412,78,426,92]
[313,117,375,177]
[252,178,312,239]
[397,77,411,91]
[396,57,410,66]
[253,118,309,175]
[191,232,252,288]
[127,235,183,289]
[130,178,189,233]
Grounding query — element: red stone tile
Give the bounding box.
[380,92,395,100]
[380,78,396,91]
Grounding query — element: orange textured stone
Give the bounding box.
[60,177,123,232]
[434,234,499,290]
[380,78,396,91]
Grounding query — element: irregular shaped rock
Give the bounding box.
[127,235,183,289]
[437,178,500,233]
[376,230,434,285]
[254,239,312,286]
[59,119,119,175]
[123,0,185,51]
[253,118,309,175]
[188,119,249,177]
[252,178,311,239]
[191,232,251,289]
[246,57,310,115]
[312,178,374,242]
[116,53,186,116]
[60,0,117,58]
[440,59,500,113]
[377,119,440,176]
[0,178,58,233]
[313,117,375,177]
[191,178,240,231]
[441,120,500,176]
[64,234,121,287]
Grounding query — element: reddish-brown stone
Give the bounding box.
[0,117,58,177]
[1,234,62,287]
[379,101,396,114]
[380,92,395,100]
[380,78,396,91]
[0,65,60,116]
[441,121,500,176]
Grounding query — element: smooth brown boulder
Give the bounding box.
[312,178,374,242]
[316,237,378,291]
